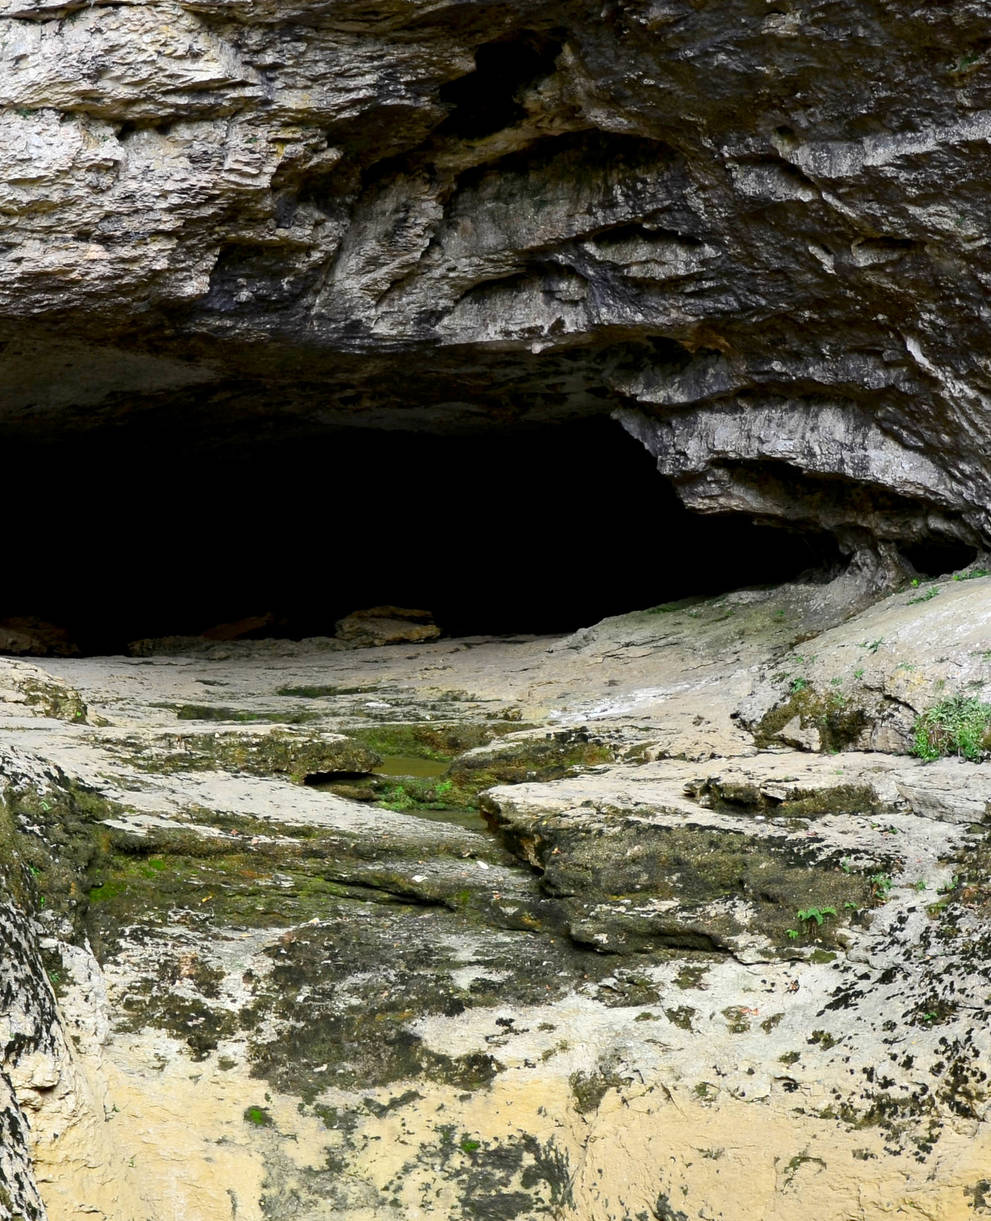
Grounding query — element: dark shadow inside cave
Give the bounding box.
[437,30,565,140]
[898,536,979,578]
[3,417,841,654]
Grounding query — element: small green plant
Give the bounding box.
[912,696,991,761]
[860,639,883,653]
[790,677,809,694]
[380,783,416,811]
[869,873,893,902]
[243,1105,272,1127]
[907,586,940,605]
[952,51,982,72]
[853,668,865,680]
[788,906,840,941]
[460,1136,481,1154]
[913,879,927,892]
[953,567,989,581]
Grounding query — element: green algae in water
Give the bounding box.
[309,770,486,832]
[309,753,490,831]
[401,806,488,832]
[305,753,449,786]
[375,755,450,780]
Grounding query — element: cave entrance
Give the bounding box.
[898,536,980,578]
[4,417,838,654]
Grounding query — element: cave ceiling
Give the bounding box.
[2,0,990,555]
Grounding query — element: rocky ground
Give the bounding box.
[4,568,991,1219]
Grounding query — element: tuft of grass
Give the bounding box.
[869,873,893,902]
[912,696,991,761]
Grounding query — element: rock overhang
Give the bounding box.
[2,0,990,597]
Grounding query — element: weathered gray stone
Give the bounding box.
[0,584,989,1218]
[3,0,991,565]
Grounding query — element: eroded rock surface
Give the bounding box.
[4,0,991,565]
[2,574,991,1217]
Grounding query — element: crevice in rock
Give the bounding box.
[690,458,978,559]
[451,128,680,197]
[898,537,980,578]
[437,29,566,140]
[203,242,319,314]
[115,119,174,140]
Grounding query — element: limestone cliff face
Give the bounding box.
[3,0,991,559]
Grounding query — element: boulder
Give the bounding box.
[334,606,440,648]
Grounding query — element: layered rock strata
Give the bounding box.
[1,574,991,1217]
[4,0,991,562]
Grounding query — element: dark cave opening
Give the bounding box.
[437,29,565,139]
[4,417,842,655]
[898,536,979,578]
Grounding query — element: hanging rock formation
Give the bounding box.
[2,0,991,564]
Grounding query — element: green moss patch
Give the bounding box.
[754,685,870,752]
[19,677,87,723]
[352,721,522,762]
[164,704,321,725]
[493,812,883,955]
[107,728,379,783]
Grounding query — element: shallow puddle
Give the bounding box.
[374,754,450,779]
[310,753,488,831]
[404,806,489,832]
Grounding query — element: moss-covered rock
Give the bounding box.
[104,727,380,783]
[450,728,615,788]
[753,685,871,753]
[484,799,887,956]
